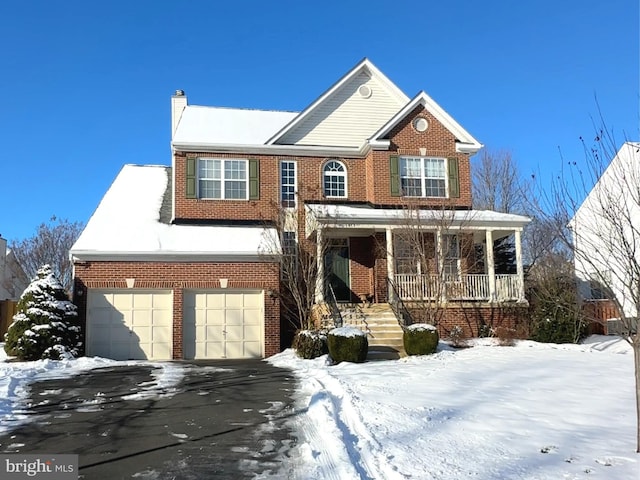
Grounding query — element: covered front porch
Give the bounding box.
[306,204,530,304]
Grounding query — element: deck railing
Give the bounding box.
[393,274,521,301]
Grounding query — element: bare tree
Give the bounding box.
[534,124,640,452]
[472,148,525,214]
[260,200,329,331]
[389,202,481,329]
[472,149,529,273]
[10,216,84,292]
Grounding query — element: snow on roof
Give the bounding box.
[172,105,298,147]
[71,165,274,260]
[306,204,530,228]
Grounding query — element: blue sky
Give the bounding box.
[1,0,637,242]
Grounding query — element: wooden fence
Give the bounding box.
[0,300,18,337]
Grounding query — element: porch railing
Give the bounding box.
[393,274,521,301]
[386,278,414,328]
[326,283,344,328]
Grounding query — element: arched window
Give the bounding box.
[323,160,347,198]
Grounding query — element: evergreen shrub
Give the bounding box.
[4,265,82,361]
[327,327,368,363]
[292,330,328,359]
[403,323,439,355]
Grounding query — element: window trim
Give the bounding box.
[399,156,448,198]
[322,159,348,198]
[197,158,249,200]
[280,160,297,208]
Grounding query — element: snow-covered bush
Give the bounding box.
[4,264,82,361]
[328,326,368,364]
[293,329,328,359]
[403,323,439,356]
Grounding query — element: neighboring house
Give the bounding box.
[71,58,530,361]
[571,141,640,334]
[0,236,29,336]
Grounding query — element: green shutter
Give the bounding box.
[249,159,259,199]
[390,155,400,197]
[186,157,197,199]
[448,157,460,198]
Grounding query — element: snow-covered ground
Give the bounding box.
[1,337,637,479]
[268,336,638,480]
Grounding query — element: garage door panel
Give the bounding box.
[132,294,152,309]
[244,341,262,357]
[87,290,172,361]
[113,294,133,310]
[183,290,264,359]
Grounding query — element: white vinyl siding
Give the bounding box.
[278,71,406,147]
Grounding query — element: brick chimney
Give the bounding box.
[171,90,187,139]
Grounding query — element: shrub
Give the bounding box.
[4,264,82,361]
[531,317,587,344]
[448,325,468,348]
[493,326,517,346]
[403,323,439,355]
[327,326,368,363]
[293,330,328,359]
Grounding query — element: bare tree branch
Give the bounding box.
[10,216,84,292]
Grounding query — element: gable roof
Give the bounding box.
[369,91,483,154]
[170,58,481,156]
[70,165,275,261]
[266,58,409,147]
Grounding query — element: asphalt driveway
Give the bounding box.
[0,360,298,479]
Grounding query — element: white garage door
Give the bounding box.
[183,290,264,359]
[86,290,173,360]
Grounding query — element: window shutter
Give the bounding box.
[448,157,460,198]
[186,157,197,199]
[249,159,260,199]
[390,155,400,197]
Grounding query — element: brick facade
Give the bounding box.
[73,261,281,358]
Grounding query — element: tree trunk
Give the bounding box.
[635,341,640,453]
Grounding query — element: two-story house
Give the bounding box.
[71,59,530,361]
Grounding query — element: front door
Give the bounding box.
[325,240,351,301]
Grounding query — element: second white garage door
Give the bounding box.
[183,290,264,359]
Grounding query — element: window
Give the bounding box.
[394,234,433,275]
[323,160,347,198]
[400,156,446,197]
[198,159,247,199]
[280,161,297,208]
[442,234,460,280]
[281,231,298,278]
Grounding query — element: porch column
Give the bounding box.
[315,227,324,303]
[386,227,395,302]
[485,229,496,301]
[514,229,525,301]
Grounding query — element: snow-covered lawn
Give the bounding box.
[269,336,638,480]
[1,337,637,478]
